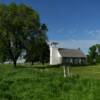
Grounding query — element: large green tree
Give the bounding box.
[25,24,49,65]
[88,45,97,64]
[37,24,49,64]
[87,44,100,64]
[0,3,40,67]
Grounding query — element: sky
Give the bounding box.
[0,0,100,54]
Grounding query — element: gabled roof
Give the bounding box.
[58,48,86,58]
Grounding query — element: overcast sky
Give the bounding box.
[1,0,100,54]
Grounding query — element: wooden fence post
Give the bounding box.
[63,65,66,78]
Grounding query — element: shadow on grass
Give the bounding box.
[16,64,61,69]
[15,63,92,70]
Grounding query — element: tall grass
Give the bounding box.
[0,64,100,100]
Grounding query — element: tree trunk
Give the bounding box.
[13,60,17,68]
[42,61,44,65]
[31,61,34,65]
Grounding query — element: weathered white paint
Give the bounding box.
[63,66,66,78]
[50,45,62,65]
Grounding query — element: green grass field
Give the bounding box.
[0,64,100,100]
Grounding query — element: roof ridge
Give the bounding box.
[58,48,86,58]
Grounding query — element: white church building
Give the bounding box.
[50,42,87,65]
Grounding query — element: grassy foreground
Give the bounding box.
[0,64,100,100]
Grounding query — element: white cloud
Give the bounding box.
[56,28,66,34]
[87,29,100,38]
[68,29,76,34]
[55,28,77,34]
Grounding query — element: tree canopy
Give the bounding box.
[0,3,48,67]
[87,44,100,64]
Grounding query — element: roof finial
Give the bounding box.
[51,42,59,47]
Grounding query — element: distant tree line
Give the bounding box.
[0,3,49,67]
[87,44,100,64]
